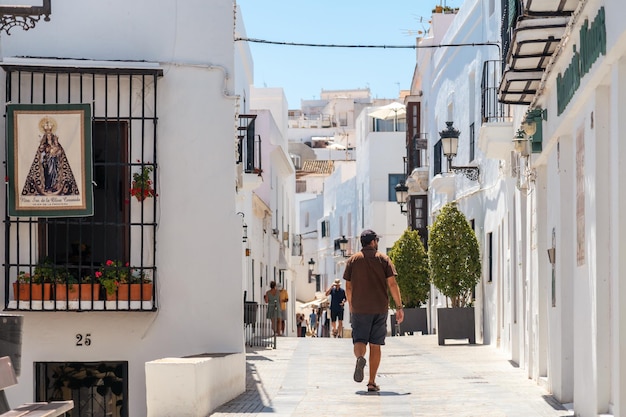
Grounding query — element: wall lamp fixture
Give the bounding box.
[395,182,409,215]
[236,212,248,242]
[308,258,316,283]
[439,121,479,181]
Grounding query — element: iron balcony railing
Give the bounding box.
[237,115,262,174]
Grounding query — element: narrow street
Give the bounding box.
[212,335,574,417]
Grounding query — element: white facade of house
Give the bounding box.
[245,87,297,335]
[354,109,409,253]
[418,0,626,415]
[0,1,253,415]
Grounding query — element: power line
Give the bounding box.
[234,37,500,53]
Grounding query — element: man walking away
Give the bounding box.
[325,278,347,337]
[344,229,404,392]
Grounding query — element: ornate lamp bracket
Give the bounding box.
[0,0,51,35]
[450,166,480,181]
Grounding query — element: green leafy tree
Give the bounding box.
[388,228,430,308]
[428,202,481,307]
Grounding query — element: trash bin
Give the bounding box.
[244,301,258,325]
[0,315,23,376]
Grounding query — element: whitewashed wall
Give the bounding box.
[0,1,247,415]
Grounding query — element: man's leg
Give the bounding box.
[353,342,366,358]
[330,311,337,336]
[353,342,367,382]
[368,344,381,385]
[337,319,343,337]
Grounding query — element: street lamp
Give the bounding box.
[308,258,316,283]
[395,182,408,214]
[236,212,248,242]
[512,130,530,157]
[439,121,480,181]
[339,235,348,257]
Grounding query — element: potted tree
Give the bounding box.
[388,228,430,335]
[428,202,481,345]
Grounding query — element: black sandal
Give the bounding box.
[367,383,380,392]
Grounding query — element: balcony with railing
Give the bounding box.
[498,0,579,105]
[479,59,514,159]
[237,114,263,190]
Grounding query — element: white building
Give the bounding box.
[0,1,254,415]
[417,0,626,415]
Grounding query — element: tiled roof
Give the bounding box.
[300,160,334,175]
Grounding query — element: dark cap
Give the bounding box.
[360,229,380,246]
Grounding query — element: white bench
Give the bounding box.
[0,357,73,417]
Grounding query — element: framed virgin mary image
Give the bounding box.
[6,103,93,217]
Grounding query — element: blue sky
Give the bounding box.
[237,1,463,109]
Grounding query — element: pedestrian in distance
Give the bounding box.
[264,281,281,336]
[297,313,308,337]
[344,229,404,392]
[309,308,317,337]
[325,278,347,337]
[278,284,289,336]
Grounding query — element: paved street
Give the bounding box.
[211,335,575,417]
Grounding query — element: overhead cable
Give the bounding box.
[234,37,500,52]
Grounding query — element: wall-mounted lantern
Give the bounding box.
[308,258,316,283]
[339,235,349,257]
[439,121,480,181]
[395,182,408,214]
[236,212,248,242]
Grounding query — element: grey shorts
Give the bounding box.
[351,313,387,345]
[280,309,287,320]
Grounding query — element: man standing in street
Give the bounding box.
[325,278,347,338]
[343,229,404,392]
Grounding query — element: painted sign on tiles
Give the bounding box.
[557,7,606,116]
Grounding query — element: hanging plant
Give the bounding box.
[130,162,157,202]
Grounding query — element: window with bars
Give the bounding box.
[2,62,161,311]
[36,361,128,417]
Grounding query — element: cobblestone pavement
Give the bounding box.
[211,335,575,417]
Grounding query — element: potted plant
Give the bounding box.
[130,161,156,202]
[388,228,430,335]
[55,275,100,301]
[97,260,152,301]
[428,202,481,345]
[13,260,57,301]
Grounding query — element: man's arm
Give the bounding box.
[387,276,404,324]
[345,281,352,306]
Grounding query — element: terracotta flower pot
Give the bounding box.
[13,283,52,301]
[55,283,100,301]
[106,283,152,301]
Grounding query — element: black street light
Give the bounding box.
[308,258,316,283]
[439,121,479,181]
[339,235,348,257]
[395,182,408,214]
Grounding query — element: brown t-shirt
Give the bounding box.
[343,246,397,314]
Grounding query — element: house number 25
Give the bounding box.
[76,333,92,346]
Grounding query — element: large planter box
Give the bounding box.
[55,284,100,301]
[106,283,153,301]
[391,308,428,335]
[436,307,475,345]
[12,283,52,301]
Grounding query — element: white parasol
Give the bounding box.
[369,102,406,132]
[368,102,407,120]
